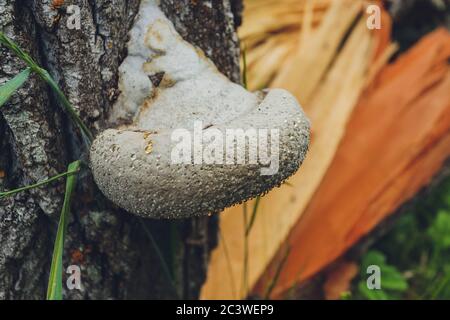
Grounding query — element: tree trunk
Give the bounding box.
[0,0,241,300]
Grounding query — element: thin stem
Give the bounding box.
[242,202,249,298]
[219,229,237,299]
[242,43,248,89]
[245,196,261,236]
[264,245,291,299]
[46,160,81,300]
[41,70,94,143]
[0,167,80,199]
[139,219,180,299]
[431,273,450,299]
[0,32,93,143]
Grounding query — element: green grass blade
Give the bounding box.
[0,32,93,143]
[241,202,249,297]
[139,219,180,299]
[245,196,261,236]
[0,68,31,108]
[264,245,291,299]
[219,229,237,299]
[40,70,94,143]
[46,160,81,300]
[242,44,248,89]
[0,167,80,199]
[0,33,37,68]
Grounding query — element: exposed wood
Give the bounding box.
[253,28,450,298]
[201,0,391,299]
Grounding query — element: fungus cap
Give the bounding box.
[90,1,310,219]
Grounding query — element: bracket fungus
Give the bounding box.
[90,0,310,219]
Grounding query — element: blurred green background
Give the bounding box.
[351,174,450,300]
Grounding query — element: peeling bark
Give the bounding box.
[0,0,242,299]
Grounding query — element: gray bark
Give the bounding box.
[0,0,241,299]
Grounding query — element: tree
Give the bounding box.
[0,0,242,299]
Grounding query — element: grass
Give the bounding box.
[351,176,450,300]
[245,196,261,236]
[241,202,250,297]
[242,43,248,89]
[219,229,238,298]
[0,33,90,300]
[0,166,80,199]
[240,44,264,298]
[264,244,290,299]
[0,67,31,107]
[46,161,81,300]
[0,159,82,300]
[0,32,93,143]
[239,43,277,299]
[241,197,261,298]
[140,219,180,299]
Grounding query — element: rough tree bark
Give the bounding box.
[0,0,241,299]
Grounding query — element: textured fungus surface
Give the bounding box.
[90,0,310,219]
